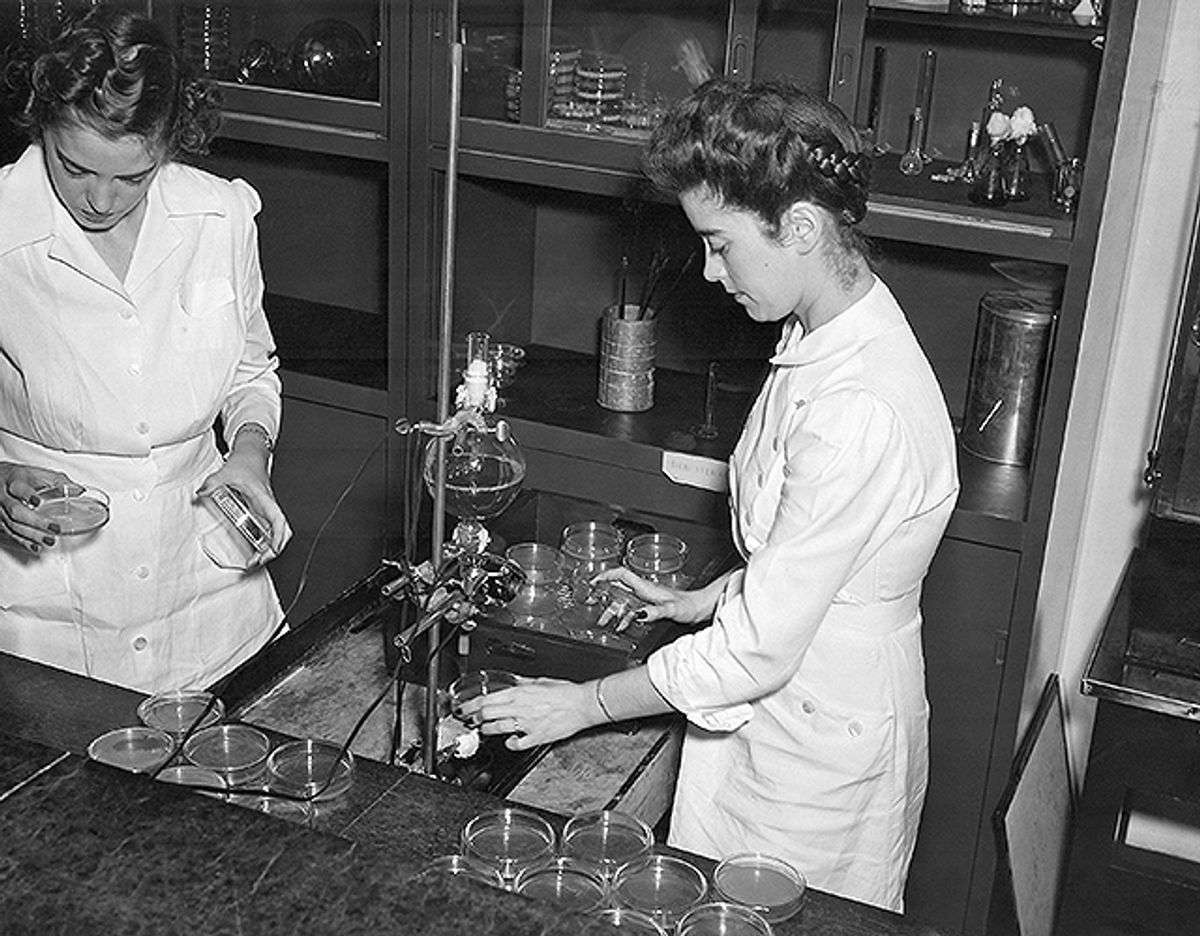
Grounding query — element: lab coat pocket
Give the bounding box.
[174,277,237,352]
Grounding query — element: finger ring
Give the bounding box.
[511,717,521,734]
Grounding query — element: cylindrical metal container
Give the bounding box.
[598,304,656,412]
[960,290,1055,466]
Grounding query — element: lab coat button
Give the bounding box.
[801,700,815,715]
[120,309,133,320]
[129,362,141,376]
[132,489,146,502]
[132,636,148,651]
[135,421,149,435]
[847,720,863,737]
[135,566,150,580]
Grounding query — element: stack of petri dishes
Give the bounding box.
[675,901,775,936]
[711,852,807,925]
[138,689,224,739]
[609,853,709,931]
[561,810,655,882]
[182,723,271,788]
[623,532,688,587]
[87,726,176,775]
[513,856,607,913]
[504,542,564,618]
[460,807,557,888]
[266,738,355,803]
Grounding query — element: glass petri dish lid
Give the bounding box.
[676,901,775,936]
[610,853,708,929]
[712,852,806,924]
[182,723,271,787]
[87,725,175,774]
[33,482,110,535]
[266,738,355,802]
[413,854,506,889]
[155,764,228,797]
[592,907,668,934]
[561,810,654,879]
[513,856,608,913]
[138,690,224,737]
[460,807,557,883]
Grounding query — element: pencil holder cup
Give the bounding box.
[598,304,656,412]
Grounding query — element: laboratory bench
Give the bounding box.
[1058,519,1200,936]
[0,567,952,936]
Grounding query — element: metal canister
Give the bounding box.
[960,290,1055,466]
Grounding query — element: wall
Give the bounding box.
[1033,0,1200,785]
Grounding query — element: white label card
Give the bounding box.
[661,451,729,493]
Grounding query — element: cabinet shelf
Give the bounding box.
[498,346,1026,550]
[868,1,1107,41]
[217,84,387,161]
[447,120,1073,259]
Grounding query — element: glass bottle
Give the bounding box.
[969,141,1010,207]
[1004,140,1030,202]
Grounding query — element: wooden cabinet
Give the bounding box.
[133,1,413,614]
[405,3,1139,933]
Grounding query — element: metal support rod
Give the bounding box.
[423,37,465,777]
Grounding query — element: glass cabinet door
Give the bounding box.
[459,0,731,140]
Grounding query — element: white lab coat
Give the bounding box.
[0,145,284,693]
[647,278,959,911]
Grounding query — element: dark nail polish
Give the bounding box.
[42,536,55,547]
[28,542,39,553]
[28,496,40,508]
[633,609,648,621]
[48,523,61,535]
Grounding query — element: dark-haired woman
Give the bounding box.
[0,5,291,693]
[461,79,958,911]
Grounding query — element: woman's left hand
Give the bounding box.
[197,453,292,560]
[457,677,595,752]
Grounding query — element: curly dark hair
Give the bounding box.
[2,4,220,158]
[643,78,870,256]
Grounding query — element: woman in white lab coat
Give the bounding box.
[0,6,291,692]
[460,79,959,911]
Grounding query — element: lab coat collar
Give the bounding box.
[769,277,900,369]
[0,144,227,294]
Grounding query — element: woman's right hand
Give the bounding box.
[0,462,72,553]
[592,566,724,631]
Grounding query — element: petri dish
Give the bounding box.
[414,854,506,889]
[513,857,608,913]
[182,723,271,787]
[610,853,708,929]
[87,726,175,774]
[138,690,225,738]
[460,807,557,884]
[155,764,229,798]
[712,853,806,924]
[592,907,668,934]
[448,669,519,713]
[266,738,355,802]
[33,482,110,535]
[623,532,688,583]
[676,901,775,936]
[561,810,654,880]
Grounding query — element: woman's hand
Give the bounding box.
[0,462,72,553]
[197,451,292,560]
[592,566,725,631]
[457,677,597,752]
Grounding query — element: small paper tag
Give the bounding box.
[661,451,729,493]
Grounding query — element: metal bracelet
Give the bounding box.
[595,676,616,722]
